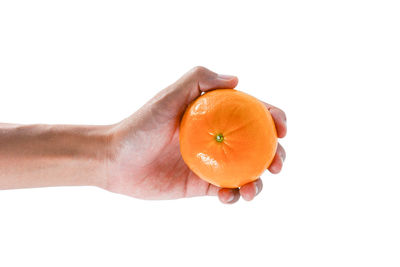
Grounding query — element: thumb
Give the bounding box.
[179,66,239,103]
[146,66,238,121]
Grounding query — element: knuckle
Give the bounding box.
[190,66,208,76]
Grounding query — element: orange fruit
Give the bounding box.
[179,89,278,188]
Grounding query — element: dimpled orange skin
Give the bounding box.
[179,89,278,188]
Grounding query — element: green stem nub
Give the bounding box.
[215,133,224,143]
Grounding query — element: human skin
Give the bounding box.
[0,66,286,204]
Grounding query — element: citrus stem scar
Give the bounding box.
[215,133,224,143]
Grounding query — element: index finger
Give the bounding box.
[261,101,287,138]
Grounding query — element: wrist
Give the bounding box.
[97,122,125,190]
[99,118,137,192]
[85,124,116,189]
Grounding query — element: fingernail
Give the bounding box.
[280,152,286,162]
[218,74,236,80]
[227,193,235,202]
[255,184,259,195]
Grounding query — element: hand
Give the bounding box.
[104,67,287,203]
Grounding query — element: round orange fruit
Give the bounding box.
[179,89,278,188]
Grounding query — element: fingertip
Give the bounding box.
[255,179,263,196]
[240,182,257,201]
[217,74,239,89]
[278,124,287,138]
[240,178,262,201]
[278,120,287,138]
[269,108,287,138]
[231,76,239,88]
[277,143,286,162]
[268,152,283,174]
[218,188,234,203]
[218,188,240,204]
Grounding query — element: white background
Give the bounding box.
[1,0,400,266]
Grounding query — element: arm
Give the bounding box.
[0,123,111,190]
[0,67,286,203]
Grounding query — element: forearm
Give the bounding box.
[0,123,111,190]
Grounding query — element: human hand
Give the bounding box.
[104,67,287,203]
